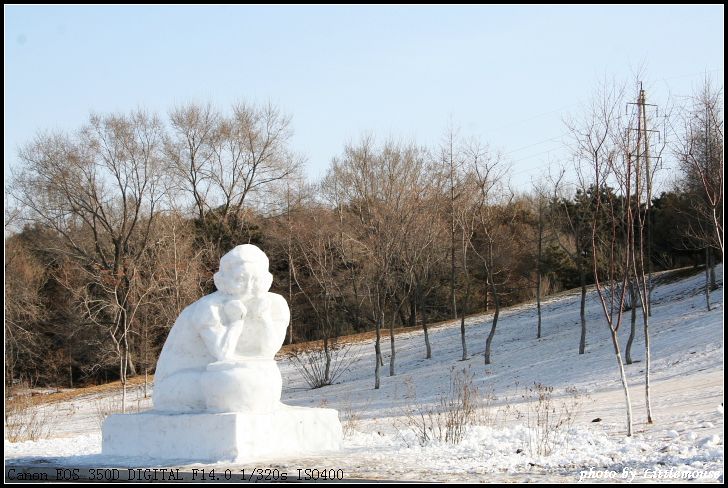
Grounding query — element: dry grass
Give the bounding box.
[286,342,361,389]
[522,383,587,457]
[5,392,54,442]
[10,376,151,408]
[395,366,481,447]
[91,386,153,428]
[339,395,373,439]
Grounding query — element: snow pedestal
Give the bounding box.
[102,405,342,463]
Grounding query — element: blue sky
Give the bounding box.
[5,5,724,190]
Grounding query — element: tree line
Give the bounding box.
[5,81,722,409]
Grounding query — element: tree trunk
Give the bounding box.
[460,276,471,361]
[422,303,431,359]
[642,302,653,423]
[484,281,500,365]
[121,319,130,414]
[374,313,382,389]
[409,298,417,327]
[287,185,294,345]
[450,220,457,320]
[395,297,407,327]
[389,315,396,377]
[625,281,637,365]
[484,279,489,312]
[460,316,468,361]
[579,263,587,354]
[536,277,542,339]
[288,255,294,345]
[121,348,128,414]
[126,355,137,377]
[324,335,331,385]
[705,247,711,311]
[610,329,634,437]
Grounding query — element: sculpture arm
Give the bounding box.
[265,293,290,350]
[268,293,290,329]
[201,299,251,362]
[199,320,228,362]
[196,304,245,362]
[220,319,245,360]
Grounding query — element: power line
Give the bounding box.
[473,69,720,184]
[656,67,723,84]
[485,103,580,135]
[504,135,565,155]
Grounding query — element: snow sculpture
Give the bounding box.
[153,244,288,413]
[102,244,342,462]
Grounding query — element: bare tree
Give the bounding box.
[467,144,509,365]
[289,205,346,386]
[623,83,667,424]
[440,125,465,321]
[138,212,207,396]
[4,236,47,389]
[531,181,550,339]
[166,101,301,282]
[674,79,724,311]
[548,168,592,355]
[209,102,299,221]
[405,220,447,359]
[166,102,218,223]
[450,139,488,362]
[12,110,166,411]
[566,81,635,436]
[398,164,448,360]
[327,137,429,387]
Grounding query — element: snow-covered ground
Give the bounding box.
[5,267,724,482]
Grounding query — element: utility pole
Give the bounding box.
[640,87,654,315]
[628,84,660,315]
[287,182,294,345]
[536,193,543,339]
[628,82,659,424]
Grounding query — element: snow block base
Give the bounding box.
[102,405,343,463]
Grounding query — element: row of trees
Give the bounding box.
[5,81,722,418]
[563,78,723,435]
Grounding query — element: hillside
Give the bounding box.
[5,266,724,482]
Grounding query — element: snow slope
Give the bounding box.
[5,266,724,482]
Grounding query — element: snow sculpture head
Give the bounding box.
[213,244,274,298]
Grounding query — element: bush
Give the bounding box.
[4,391,53,442]
[287,341,360,389]
[397,366,481,446]
[522,383,586,457]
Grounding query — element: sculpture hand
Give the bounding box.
[224,299,247,324]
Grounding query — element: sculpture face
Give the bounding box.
[218,261,257,298]
[213,244,273,298]
[214,262,272,298]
